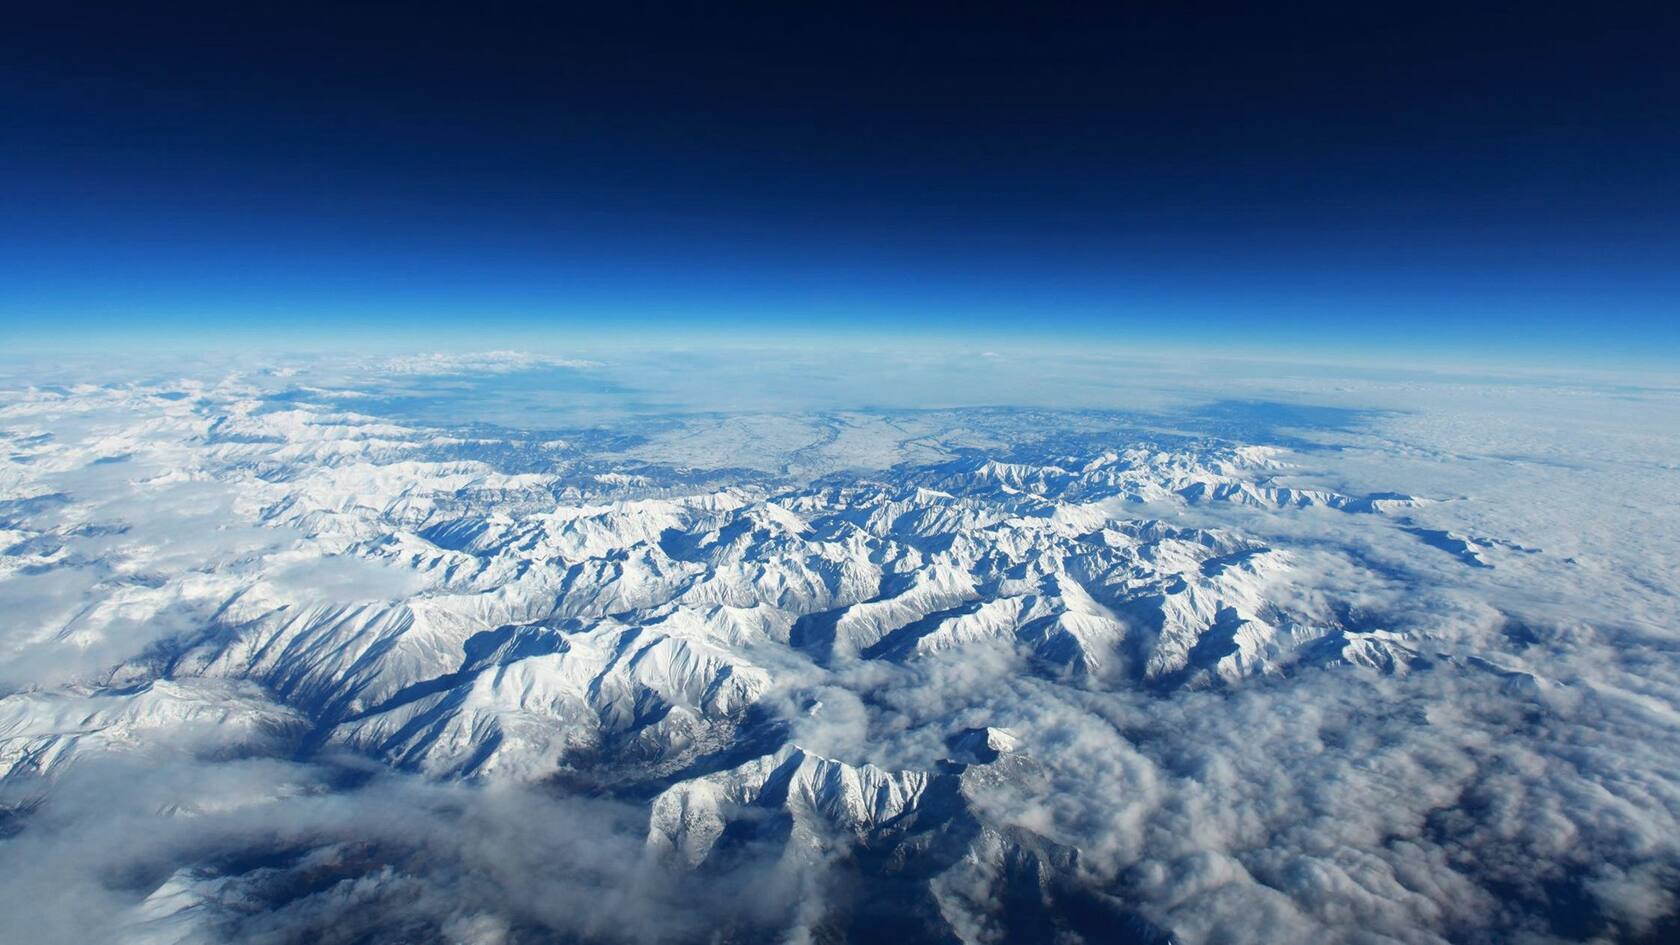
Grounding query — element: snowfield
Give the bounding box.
[2,354,1678,944]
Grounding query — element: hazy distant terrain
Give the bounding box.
[2,350,1678,944]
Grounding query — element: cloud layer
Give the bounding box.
[2,353,1678,944]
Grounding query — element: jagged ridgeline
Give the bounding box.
[0,383,1653,945]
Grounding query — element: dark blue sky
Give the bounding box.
[3,2,1677,364]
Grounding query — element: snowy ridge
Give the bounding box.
[6,376,1647,945]
[0,388,1431,788]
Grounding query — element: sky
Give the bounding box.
[3,2,1678,366]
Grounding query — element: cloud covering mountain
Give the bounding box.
[1,351,1678,944]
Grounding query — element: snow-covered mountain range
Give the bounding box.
[3,359,1678,945]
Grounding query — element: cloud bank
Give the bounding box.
[2,354,1678,944]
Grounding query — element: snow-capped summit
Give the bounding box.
[2,370,1662,945]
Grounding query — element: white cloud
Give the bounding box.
[1,353,1678,943]
[370,351,603,376]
